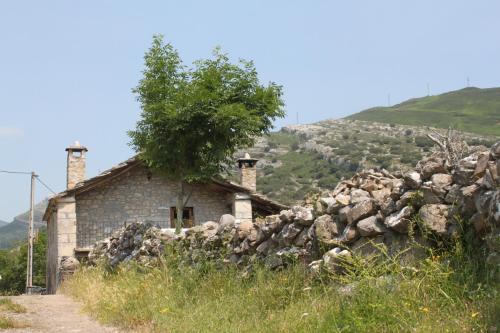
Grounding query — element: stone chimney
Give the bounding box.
[237,153,258,192]
[65,141,88,190]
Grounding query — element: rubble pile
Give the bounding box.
[89,222,169,266]
[89,142,499,275]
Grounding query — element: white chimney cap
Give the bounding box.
[66,141,88,152]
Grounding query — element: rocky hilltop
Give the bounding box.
[89,140,500,279]
[241,119,497,206]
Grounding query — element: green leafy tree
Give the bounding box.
[0,230,46,294]
[129,35,285,233]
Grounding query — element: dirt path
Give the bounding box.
[1,295,122,333]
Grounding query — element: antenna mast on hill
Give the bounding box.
[467,77,470,87]
[427,83,430,96]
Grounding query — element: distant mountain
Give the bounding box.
[0,220,8,228]
[347,87,500,136]
[0,199,48,249]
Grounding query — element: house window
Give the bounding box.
[170,207,194,228]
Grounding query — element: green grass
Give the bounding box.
[62,241,499,333]
[0,315,20,329]
[0,298,28,329]
[0,298,27,313]
[347,87,500,136]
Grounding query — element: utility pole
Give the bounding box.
[26,171,36,294]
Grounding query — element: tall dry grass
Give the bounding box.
[62,235,499,333]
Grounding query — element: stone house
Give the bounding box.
[43,142,286,294]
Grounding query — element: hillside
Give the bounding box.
[0,220,8,228]
[0,199,48,249]
[346,87,500,136]
[239,119,496,206]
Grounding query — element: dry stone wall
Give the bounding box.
[88,142,500,277]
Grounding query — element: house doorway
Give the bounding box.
[170,207,194,228]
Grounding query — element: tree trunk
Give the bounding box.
[175,181,184,234]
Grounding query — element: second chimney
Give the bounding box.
[66,141,88,190]
[237,153,258,192]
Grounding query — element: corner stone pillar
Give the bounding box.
[56,196,77,288]
[233,193,253,224]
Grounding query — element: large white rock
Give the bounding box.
[292,206,315,226]
[384,206,414,234]
[350,189,371,204]
[218,214,235,233]
[357,216,386,237]
[323,247,352,273]
[371,188,391,204]
[419,204,451,235]
[347,200,376,224]
[404,171,422,189]
[431,173,453,188]
[237,220,254,240]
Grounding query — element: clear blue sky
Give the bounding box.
[1,0,499,221]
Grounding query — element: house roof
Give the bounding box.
[43,156,288,222]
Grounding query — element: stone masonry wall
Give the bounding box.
[75,166,232,248]
[57,197,77,256]
[46,196,77,293]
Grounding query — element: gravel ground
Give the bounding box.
[1,294,122,333]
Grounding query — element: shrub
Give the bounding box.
[401,153,422,165]
[263,165,274,175]
[0,231,47,295]
[415,136,433,148]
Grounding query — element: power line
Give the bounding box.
[36,176,57,195]
[0,170,32,175]
[1,169,57,194]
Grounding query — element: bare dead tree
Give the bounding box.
[427,128,469,168]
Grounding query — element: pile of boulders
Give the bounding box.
[88,142,499,275]
[89,222,169,266]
